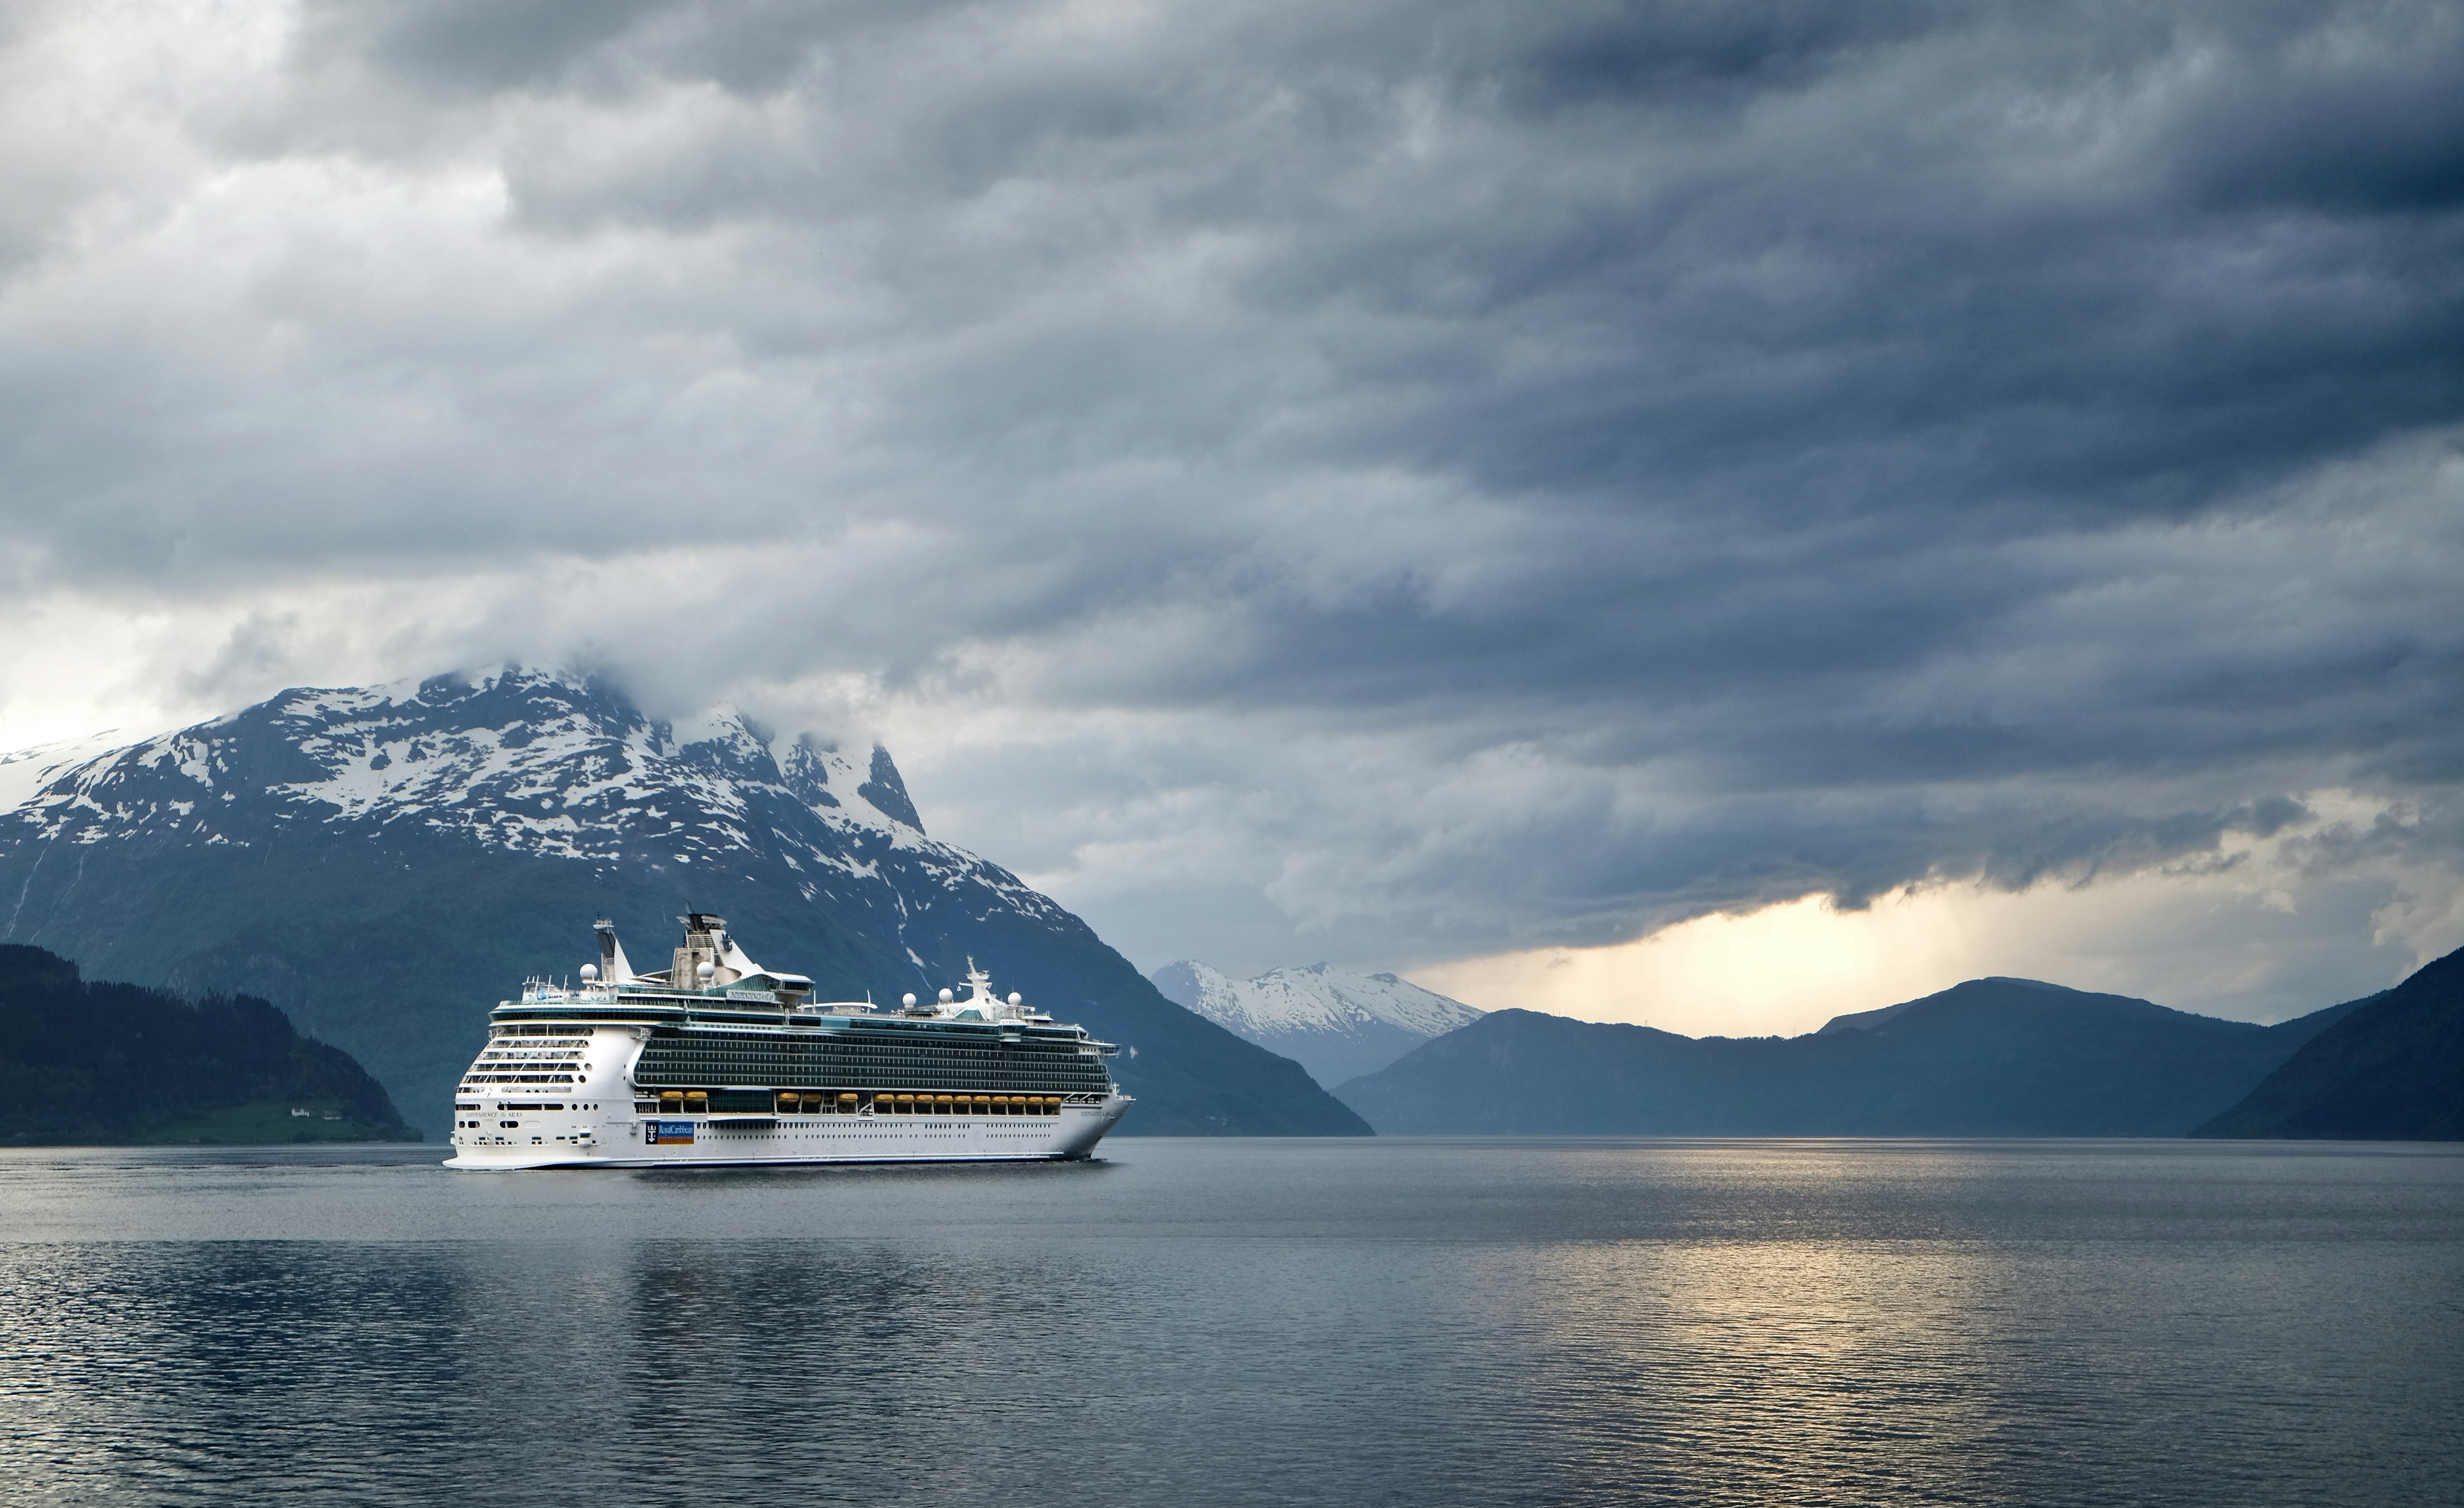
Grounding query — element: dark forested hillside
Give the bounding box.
[2195,946,2463,1140]
[0,945,414,1145]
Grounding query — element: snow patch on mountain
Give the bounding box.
[0,730,148,815]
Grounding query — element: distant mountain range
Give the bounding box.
[0,944,413,1144]
[2195,946,2463,1140]
[1334,976,2378,1137]
[0,669,1366,1140]
[1149,960,1485,1087]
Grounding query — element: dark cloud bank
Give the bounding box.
[0,0,2459,1000]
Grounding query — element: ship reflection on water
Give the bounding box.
[1,1139,2456,1505]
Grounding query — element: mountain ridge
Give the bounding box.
[1334,976,2367,1136]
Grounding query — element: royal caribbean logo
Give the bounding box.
[645,1120,697,1145]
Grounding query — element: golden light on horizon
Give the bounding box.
[1405,837,2464,1040]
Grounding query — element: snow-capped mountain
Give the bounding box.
[0,668,1007,910]
[1149,960,1484,1089]
[0,668,1366,1139]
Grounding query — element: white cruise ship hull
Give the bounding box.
[445,917,1135,1171]
[446,1096,1133,1170]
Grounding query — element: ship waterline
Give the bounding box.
[445,914,1131,1170]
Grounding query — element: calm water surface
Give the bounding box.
[1,1138,2457,1505]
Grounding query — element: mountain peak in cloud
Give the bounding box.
[859,743,925,834]
[0,665,931,863]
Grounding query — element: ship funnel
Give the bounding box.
[594,920,636,984]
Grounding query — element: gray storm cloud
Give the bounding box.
[0,0,2458,996]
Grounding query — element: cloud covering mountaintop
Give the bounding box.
[0,0,2458,1012]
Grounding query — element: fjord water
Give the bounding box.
[2,1141,2456,1506]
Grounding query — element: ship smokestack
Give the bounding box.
[593,920,635,984]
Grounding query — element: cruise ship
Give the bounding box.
[444,914,1132,1169]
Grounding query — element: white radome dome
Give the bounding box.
[938,988,955,1004]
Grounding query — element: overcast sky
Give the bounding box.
[3,0,2460,1027]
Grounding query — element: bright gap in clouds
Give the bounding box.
[1410,806,2464,1037]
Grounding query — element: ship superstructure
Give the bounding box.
[444,914,1132,1169]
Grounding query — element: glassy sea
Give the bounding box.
[1,1138,2457,1506]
